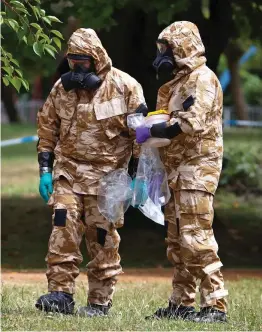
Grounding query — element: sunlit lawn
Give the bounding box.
[2,278,262,331]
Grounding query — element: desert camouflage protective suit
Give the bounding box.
[156,22,228,312]
[37,28,145,305]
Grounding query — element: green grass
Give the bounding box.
[2,279,262,331]
[1,124,37,140]
[1,124,38,195]
[223,127,262,152]
[215,190,262,227]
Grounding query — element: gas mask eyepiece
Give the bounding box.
[152,40,175,81]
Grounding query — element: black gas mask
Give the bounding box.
[61,54,102,92]
[152,40,175,82]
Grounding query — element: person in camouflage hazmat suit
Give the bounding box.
[36,28,147,316]
[136,21,228,323]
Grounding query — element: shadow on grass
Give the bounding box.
[2,196,262,270]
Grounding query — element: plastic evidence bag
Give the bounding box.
[97,169,133,223]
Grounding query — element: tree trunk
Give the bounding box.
[1,84,20,123]
[228,61,248,120]
[99,6,162,110]
[205,0,234,73]
[226,43,248,120]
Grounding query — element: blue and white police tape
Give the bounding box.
[1,135,38,147]
[224,120,262,127]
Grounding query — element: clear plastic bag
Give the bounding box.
[131,146,171,225]
[97,169,133,223]
[126,113,171,225]
[127,113,145,130]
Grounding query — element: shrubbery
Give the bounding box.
[220,145,262,193]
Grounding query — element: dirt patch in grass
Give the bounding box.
[2,268,262,285]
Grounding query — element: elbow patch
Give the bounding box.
[182,95,194,111]
[151,122,182,139]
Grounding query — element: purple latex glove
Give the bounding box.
[148,172,164,204]
[136,127,151,144]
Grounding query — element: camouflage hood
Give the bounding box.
[67,28,112,80]
[158,21,206,76]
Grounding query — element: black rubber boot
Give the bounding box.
[193,307,227,323]
[145,302,197,320]
[76,303,110,317]
[35,291,75,314]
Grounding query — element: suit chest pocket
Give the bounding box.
[94,97,128,140]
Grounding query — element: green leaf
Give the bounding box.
[27,33,34,45]
[38,32,50,42]
[47,16,62,23]
[33,41,43,56]
[5,6,14,21]
[15,68,23,77]
[10,76,22,92]
[42,16,51,25]
[30,22,42,30]
[50,29,64,39]
[3,76,9,86]
[10,0,29,14]
[22,22,28,34]
[2,66,13,76]
[7,19,19,31]
[10,58,19,66]
[44,45,56,58]
[40,9,46,16]
[21,78,29,90]
[30,5,39,20]
[1,56,8,66]
[33,0,41,3]
[22,35,28,44]
[5,50,12,58]
[23,15,29,26]
[10,1,26,9]
[53,37,61,50]
[15,6,29,15]
[17,28,26,41]
[0,15,3,25]
[45,44,57,52]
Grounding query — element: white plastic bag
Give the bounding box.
[138,197,165,225]
[97,169,133,223]
[131,146,171,225]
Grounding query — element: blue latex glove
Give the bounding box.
[130,178,148,207]
[136,127,151,144]
[39,173,53,203]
